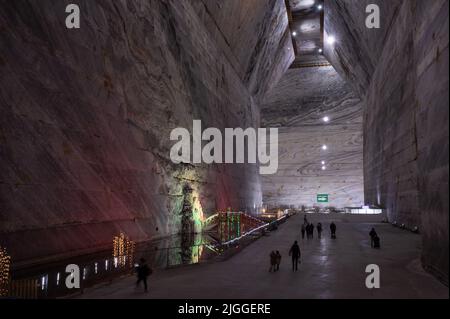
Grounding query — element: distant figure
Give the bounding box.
[317,223,323,239]
[136,258,151,292]
[369,228,378,248]
[306,223,314,239]
[301,224,306,239]
[373,235,381,249]
[304,215,308,225]
[269,251,277,272]
[289,241,301,272]
[275,251,282,271]
[330,222,337,239]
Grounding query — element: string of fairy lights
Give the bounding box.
[113,232,136,268]
[0,246,11,297]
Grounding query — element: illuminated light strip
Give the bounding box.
[216,215,288,246]
[204,244,220,254]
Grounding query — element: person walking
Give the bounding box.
[330,222,337,239]
[136,258,151,292]
[317,223,323,239]
[301,224,306,239]
[275,251,282,271]
[289,241,301,272]
[310,223,315,239]
[269,251,277,272]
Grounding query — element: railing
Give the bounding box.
[3,213,285,299]
[9,278,39,299]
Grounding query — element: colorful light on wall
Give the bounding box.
[191,190,205,234]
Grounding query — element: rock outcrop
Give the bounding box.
[0,0,294,264]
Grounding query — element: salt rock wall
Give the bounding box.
[325,0,449,283]
[261,66,364,209]
[0,0,294,264]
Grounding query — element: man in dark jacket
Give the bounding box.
[136,258,151,292]
[289,241,301,272]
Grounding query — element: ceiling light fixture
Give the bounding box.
[322,166,327,170]
[317,4,323,10]
[292,31,297,37]
[322,145,328,151]
[323,116,330,122]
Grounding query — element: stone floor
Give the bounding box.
[78,213,448,299]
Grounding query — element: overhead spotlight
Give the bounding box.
[292,31,297,37]
[322,166,327,171]
[321,161,326,165]
[318,48,323,53]
[317,4,323,10]
[327,36,336,45]
[322,145,328,150]
[323,116,330,122]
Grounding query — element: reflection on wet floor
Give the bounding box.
[4,212,278,299]
[5,233,218,299]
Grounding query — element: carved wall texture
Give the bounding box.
[0,0,294,264]
[325,0,449,283]
[261,66,364,208]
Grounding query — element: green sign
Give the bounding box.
[317,194,329,203]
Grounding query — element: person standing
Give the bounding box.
[136,258,151,293]
[310,223,315,239]
[307,223,313,239]
[269,251,277,272]
[330,222,337,239]
[289,241,301,272]
[317,223,323,239]
[301,224,306,239]
[369,228,378,248]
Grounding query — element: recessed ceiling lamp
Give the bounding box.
[322,145,328,150]
[321,161,326,165]
[318,48,323,53]
[323,116,330,122]
[317,4,323,10]
[322,166,327,170]
[292,31,297,37]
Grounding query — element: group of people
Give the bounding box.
[269,216,381,273]
[301,222,326,239]
[136,218,383,290]
[301,216,335,240]
[270,242,302,273]
[269,251,282,272]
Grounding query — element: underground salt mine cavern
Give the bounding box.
[0,0,448,301]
